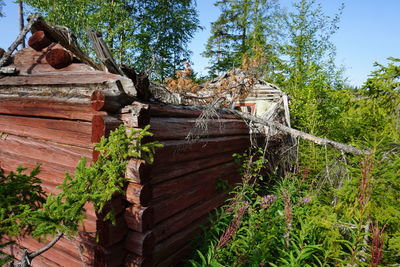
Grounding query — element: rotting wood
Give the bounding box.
[0,13,40,67]
[45,47,73,69]
[28,30,52,51]
[31,16,102,70]
[90,89,133,113]
[125,183,152,206]
[0,71,123,86]
[125,159,152,184]
[125,205,154,233]
[124,231,154,256]
[227,109,369,155]
[88,29,124,76]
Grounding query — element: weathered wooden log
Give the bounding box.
[90,89,132,113]
[148,103,238,119]
[125,205,153,233]
[88,29,125,76]
[0,96,104,121]
[152,192,228,243]
[124,231,154,256]
[116,103,150,128]
[152,182,216,224]
[125,159,152,184]
[154,135,251,164]
[151,217,208,265]
[124,253,150,267]
[229,109,370,155]
[0,13,40,67]
[97,215,128,247]
[0,151,70,188]
[28,30,52,51]
[150,151,237,184]
[1,240,60,267]
[96,242,127,267]
[4,235,84,267]
[0,114,92,148]
[156,244,194,267]
[151,161,240,201]
[0,134,91,169]
[45,47,73,69]
[31,16,102,70]
[125,183,152,206]
[149,117,249,140]
[91,115,122,143]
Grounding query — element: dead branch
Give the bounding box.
[226,109,370,155]
[0,13,40,67]
[17,232,64,267]
[87,29,124,76]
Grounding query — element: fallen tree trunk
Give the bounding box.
[226,109,369,155]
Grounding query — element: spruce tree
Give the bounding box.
[280,0,344,134]
[203,0,281,77]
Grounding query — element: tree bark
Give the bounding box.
[18,0,25,48]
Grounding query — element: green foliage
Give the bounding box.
[203,0,282,77]
[24,0,201,79]
[0,125,161,263]
[28,125,162,238]
[188,58,400,266]
[0,166,46,265]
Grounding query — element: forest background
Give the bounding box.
[0,0,399,266]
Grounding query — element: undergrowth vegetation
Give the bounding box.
[0,125,161,265]
[188,59,400,266]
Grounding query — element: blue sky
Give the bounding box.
[1,0,399,87]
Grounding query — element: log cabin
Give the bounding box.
[0,19,288,266]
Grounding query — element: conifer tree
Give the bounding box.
[203,0,282,77]
[279,0,344,134]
